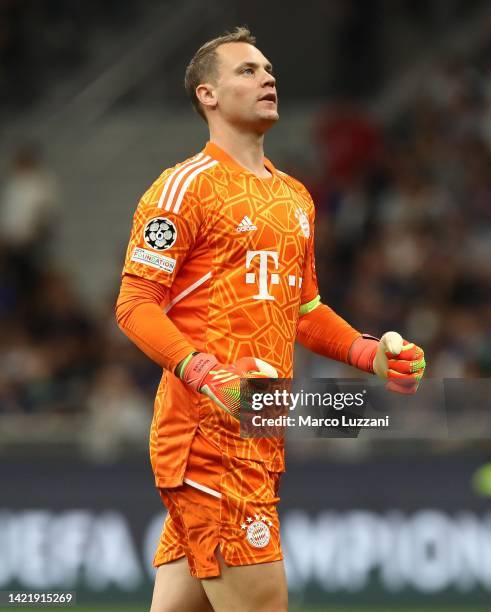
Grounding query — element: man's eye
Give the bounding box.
[242,68,254,75]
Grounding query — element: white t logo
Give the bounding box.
[245,250,279,300]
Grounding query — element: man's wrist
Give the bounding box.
[175,351,199,378]
[348,335,379,373]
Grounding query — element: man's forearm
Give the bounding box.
[115,274,195,372]
[297,305,426,393]
[296,302,360,364]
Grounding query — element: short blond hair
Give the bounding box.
[184,26,256,121]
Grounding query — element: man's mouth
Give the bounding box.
[258,93,277,103]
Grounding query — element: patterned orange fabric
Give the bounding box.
[154,431,282,578]
[122,141,322,485]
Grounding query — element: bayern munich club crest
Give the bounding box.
[143,217,177,250]
[241,515,273,549]
[295,208,310,238]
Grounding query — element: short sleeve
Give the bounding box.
[122,175,203,288]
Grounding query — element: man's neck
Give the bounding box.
[208,124,271,178]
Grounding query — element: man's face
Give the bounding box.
[210,42,278,131]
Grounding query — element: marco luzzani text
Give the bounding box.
[249,389,390,429]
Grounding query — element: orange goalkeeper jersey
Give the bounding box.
[123,142,320,486]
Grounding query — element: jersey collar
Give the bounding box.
[204,141,276,177]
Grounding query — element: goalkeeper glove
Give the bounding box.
[350,332,426,394]
[176,352,278,419]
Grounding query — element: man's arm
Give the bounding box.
[116,273,277,418]
[297,302,360,364]
[115,273,195,372]
[297,302,425,393]
[117,173,277,419]
[296,198,425,393]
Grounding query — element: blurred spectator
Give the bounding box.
[82,364,151,462]
[0,143,59,251]
[0,144,59,323]
[314,102,382,191]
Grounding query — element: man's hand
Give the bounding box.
[349,332,426,394]
[373,332,426,394]
[177,352,278,419]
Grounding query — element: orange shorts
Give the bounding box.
[153,431,283,578]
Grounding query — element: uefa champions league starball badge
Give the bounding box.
[143,217,177,250]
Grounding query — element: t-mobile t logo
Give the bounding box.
[245,250,279,300]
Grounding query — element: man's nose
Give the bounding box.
[262,71,275,88]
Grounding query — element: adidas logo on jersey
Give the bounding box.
[236,216,257,232]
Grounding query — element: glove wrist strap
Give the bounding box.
[179,352,219,391]
[348,335,379,373]
[175,352,197,378]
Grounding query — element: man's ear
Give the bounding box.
[196,83,217,112]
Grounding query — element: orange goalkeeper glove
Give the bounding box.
[373,332,426,393]
[350,332,426,394]
[176,352,278,419]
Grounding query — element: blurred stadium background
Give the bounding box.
[1,0,491,610]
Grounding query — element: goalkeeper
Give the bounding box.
[116,26,425,612]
